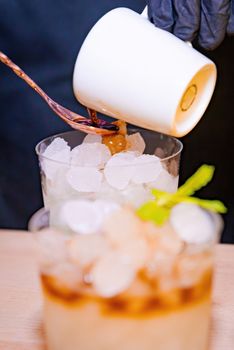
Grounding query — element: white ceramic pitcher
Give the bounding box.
[73,7,216,137]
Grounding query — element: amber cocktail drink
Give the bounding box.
[29,198,222,350]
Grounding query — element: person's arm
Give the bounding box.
[147,0,234,50]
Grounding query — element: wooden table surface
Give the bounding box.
[0,230,234,350]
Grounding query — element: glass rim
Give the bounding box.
[28,207,49,233]
[35,129,183,166]
[28,206,223,248]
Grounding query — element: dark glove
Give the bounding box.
[147,0,234,50]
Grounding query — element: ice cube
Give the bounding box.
[37,228,68,265]
[147,250,176,278]
[99,178,120,196]
[158,285,181,307]
[49,203,73,231]
[121,238,149,269]
[147,225,183,277]
[155,225,184,255]
[42,137,71,159]
[104,152,136,190]
[60,200,103,234]
[44,166,73,206]
[95,179,122,203]
[41,137,71,180]
[46,262,82,291]
[121,183,153,207]
[66,166,103,192]
[176,254,212,287]
[69,234,109,267]
[125,277,152,298]
[92,252,136,297]
[103,207,143,246]
[170,203,214,244]
[132,154,163,184]
[71,143,111,167]
[94,199,120,216]
[149,167,179,193]
[143,221,159,240]
[83,134,102,144]
[126,132,146,154]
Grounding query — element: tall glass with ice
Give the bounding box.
[29,200,222,350]
[35,127,183,223]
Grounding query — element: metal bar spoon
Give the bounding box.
[0,51,118,135]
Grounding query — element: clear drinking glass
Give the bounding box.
[29,202,222,350]
[35,128,183,225]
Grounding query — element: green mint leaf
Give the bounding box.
[137,201,170,225]
[176,165,215,197]
[151,189,175,207]
[151,188,166,198]
[179,197,227,213]
[151,165,216,208]
[136,164,227,225]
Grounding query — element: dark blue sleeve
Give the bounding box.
[148,0,232,50]
[227,0,234,34]
[199,0,230,50]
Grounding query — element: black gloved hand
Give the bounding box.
[147,0,234,50]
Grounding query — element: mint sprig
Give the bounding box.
[137,164,227,225]
[137,201,170,225]
[176,164,215,197]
